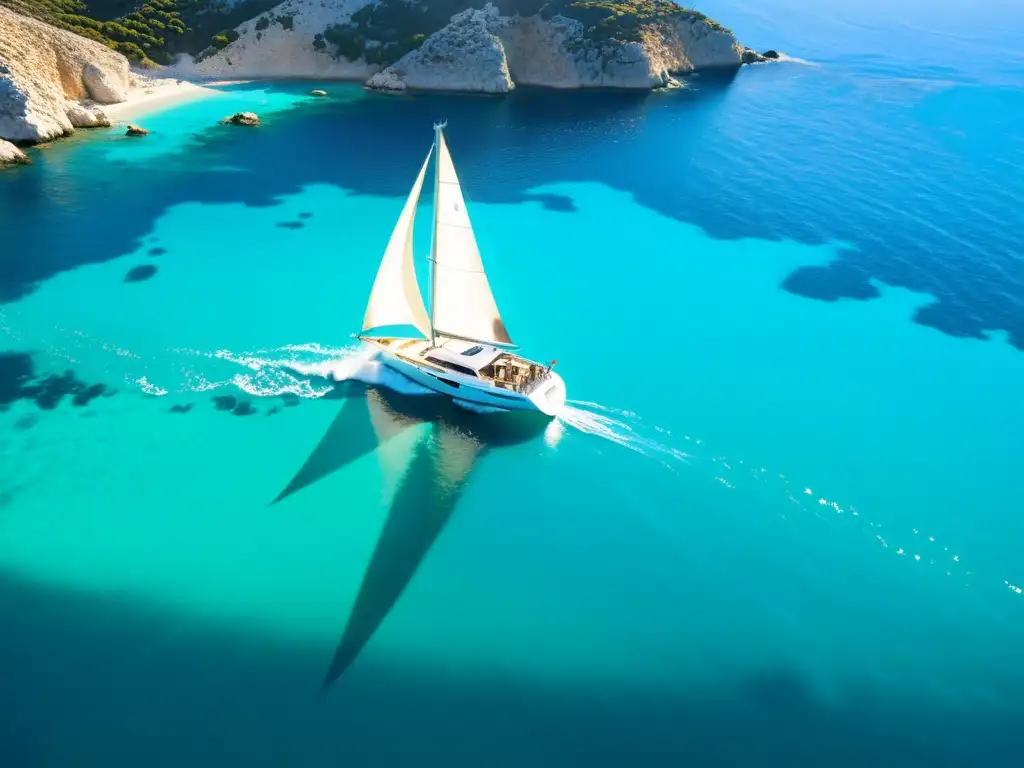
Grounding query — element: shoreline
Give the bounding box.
[87,55,784,126]
[101,77,225,122]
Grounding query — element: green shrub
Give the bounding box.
[211,33,229,48]
[323,24,366,62]
[113,40,146,60]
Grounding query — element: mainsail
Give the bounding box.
[429,130,514,347]
[361,147,434,340]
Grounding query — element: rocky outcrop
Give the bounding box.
[365,69,406,92]
[365,4,747,93]
[167,0,377,80]
[0,137,28,165]
[64,100,112,128]
[496,14,585,88]
[82,63,128,103]
[125,124,149,136]
[369,8,514,93]
[221,111,260,126]
[740,48,783,64]
[0,6,130,143]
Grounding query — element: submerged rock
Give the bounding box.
[212,395,237,411]
[125,124,149,136]
[0,137,27,165]
[124,264,157,282]
[221,111,260,126]
[309,89,327,96]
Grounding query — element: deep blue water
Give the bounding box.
[2,1,1024,766]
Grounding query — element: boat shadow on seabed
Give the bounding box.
[271,379,550,691]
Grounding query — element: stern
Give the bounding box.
[528,372,567,417]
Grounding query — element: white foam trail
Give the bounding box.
[135,376,167,396]
[278,342,352,356]
[776,53,820,67]
[172,342,371,399]
[567,399,638,419]
[555,402,691,465]
[145,340,440,400]
[319,345,436,396]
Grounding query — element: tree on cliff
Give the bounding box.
[0,0,278,65]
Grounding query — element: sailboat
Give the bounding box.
[357,122,567,417]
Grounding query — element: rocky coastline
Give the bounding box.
[2,0,780,157]
[0,6,129,143]
[173,0,779,93]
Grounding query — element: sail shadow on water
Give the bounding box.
[319,418,478,690]
[271,381,547,689]
[271,382,424,505]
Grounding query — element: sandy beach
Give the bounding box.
[101,75,225,121]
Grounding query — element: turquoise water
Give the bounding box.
[2,1,1024,765]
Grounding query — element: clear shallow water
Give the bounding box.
[2,2,1024,765]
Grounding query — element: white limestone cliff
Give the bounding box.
[372,5,744,92]
[167,0,377,80]
[368,8,515,93]
[165,0,754,94]
[0,6,129,143]
[497,14,585,88]
[1,137,28,165]
[63,100,113,128]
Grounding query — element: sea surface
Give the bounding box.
[2,1,1023,765]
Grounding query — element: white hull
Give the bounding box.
[365,338,566,417]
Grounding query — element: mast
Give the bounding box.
[428,119,446,348]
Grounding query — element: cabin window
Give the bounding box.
[462,345,485,357]
[426,356,478,378]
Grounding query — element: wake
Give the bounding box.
[177,344,690,463]
[176,341,434,398]
[555,399,692,466]
[191,344,688,464]
[775,53,819,67]
[17,320,687,465]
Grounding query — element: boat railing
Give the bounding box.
[489,358,552,395]
[518,369,551,396]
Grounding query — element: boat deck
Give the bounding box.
[368,337,552,395]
